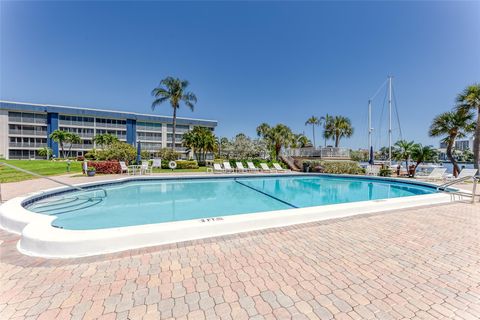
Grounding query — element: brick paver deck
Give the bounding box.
[0,202,479,319]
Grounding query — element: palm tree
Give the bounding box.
[305,116,320,148]
[456,84,480,170]
[429,109,475,177]
[182,126,216,163]
[323,115,354,147]
[293,134,310,148]
[49,130,69,158]
[37,147,52,160]
[66,133,81,158]
[411,144,438,177]
[256,123,295,160]
[394,140,416,169]
[151,77,197,150]
[93,133,119,149]
[320,114,331,147]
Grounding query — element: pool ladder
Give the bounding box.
[0,161,107,203]
[436,175,479,204]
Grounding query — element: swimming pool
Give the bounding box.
[0,174,454,258]
[26,175,437,230]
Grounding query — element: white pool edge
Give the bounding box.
[0,174,463,258]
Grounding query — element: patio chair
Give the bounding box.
[223,162,235,173]
[141,160,152,175]
[119,161,132,175]
[422,167,447,181]
[272,162,289,172]
[260,163,275,173]
[365,165,380,176]
[446,168,478,181]
[152,158,162,169]
[235,162,248,173]
[212,163,225,173]
[247,162,260,173]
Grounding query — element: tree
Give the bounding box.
[38,147,53,159]
[393,140,416,169]
[320,114,331,147]
[411,144,438,177]
[97,141,137,163]
[293,134,311,148]
[456,84,480,170]
[93,133,119,149]
[429,109,475,177]
[305,116,320,148]
[323,116,354,147]
[182,126,217,163]
[151,77,197,150]
[65,132,81,158]
[49,130,69,158]
[256,123,295,160]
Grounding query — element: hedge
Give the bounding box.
[87,161,121,174]
[161,160,199,169]
[302,160,365,175]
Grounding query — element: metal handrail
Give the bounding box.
[0,162,107,201]
[436,175,479,204]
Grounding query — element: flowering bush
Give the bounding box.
[87,161,121,174]
[303,160,365,175]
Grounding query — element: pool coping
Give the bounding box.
[0,173,463,258]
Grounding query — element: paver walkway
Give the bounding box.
[1,201,479,319]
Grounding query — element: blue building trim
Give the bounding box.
[47,112,59,157]
[0,101,217,127]
[126,119,137,146]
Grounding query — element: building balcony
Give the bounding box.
[9,130,47,137]
[9,142,47,148]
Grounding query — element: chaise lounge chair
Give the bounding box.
[422,167,447,181]
[235,162,248,173]
[260,163,275,173]
[209,163,225,174]
[141,160,152,175]
[272,163,289,172]
[247,162,260,173]
[446,168,478,181]
[223,162,235,173]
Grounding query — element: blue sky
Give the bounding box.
[1,1,479,149]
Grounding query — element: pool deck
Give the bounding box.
[0,175,479,319]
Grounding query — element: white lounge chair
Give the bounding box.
[247,162,260,173]
[223,162,235,173]
[272,163,289,172]
[260,163,275,173]
[447,168,478,181]
[212,163,225,173]
[119,161,132,175]
[152,158,162,169]
[422,167,447,181]
[141,160,152,175]
[366,165,380,176]
[235,162,248,173]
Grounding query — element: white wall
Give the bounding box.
[0,110,8,159]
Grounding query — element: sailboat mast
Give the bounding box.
[368,99,372,152]
[388,76,393,166]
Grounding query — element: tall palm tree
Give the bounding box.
[256,123,295,160]
[456,84,480,170]
[320,114,331,147]
[66,132,81,158]
[305,116,320,148]
[49,129,68,158]
[429,109,475,177]
[323,115,354,147]
[394,140,416,169]
[93,133,119,149]
[152,77,197,150]
[411,144,438,177]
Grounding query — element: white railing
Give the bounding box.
[283,147,350,159]
[9,142,47,148]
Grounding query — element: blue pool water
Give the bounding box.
[26,175,437,230]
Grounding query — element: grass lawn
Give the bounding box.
[0,160,83,183]
[0,160,209,183]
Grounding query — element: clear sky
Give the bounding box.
[1,1,479,149]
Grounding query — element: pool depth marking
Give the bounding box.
[234,179,298,208]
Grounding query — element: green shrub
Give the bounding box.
[161,160,199,169]
[154,148,179,162]
[303,160,365,175]
[379,168,392,177]
[97,142,137,163]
